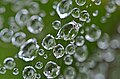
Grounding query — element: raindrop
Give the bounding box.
[79,10,90,22]
[22,66,36,79]
[71,8,80,18]
[13,68,19,75]
[53,44,65,59]
[35,61,43,70]
[85,24,101,42]
[65,43,75,55]
[12,32,26,47]
[42,34,56,50]
[75,0,86,6]
[93,10,99,17]
[0,67,6,74]
[52,20,61,30]
[74,45,88,62]
[38,49,45,56]
[18,38,39,62]
[3,57,16,70]
[27,15,44,34]
[56,0,73,19]
[75,35,85,46]
[64,55,73,65]
[97,33,110,50]
[56,20,80,41]
[43,61,60,78]
[0,28,14,43]
[64,66,76,79]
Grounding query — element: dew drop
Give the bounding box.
[64,55,73,65]
[75,35,85,46]
[53,44,64,59]
[79,10,90,22]
[93,10,99,17]
[3,57,16,70]
[43,54,48,59]
[0,67,6,74]
[94,73,105,79]
[35,61,43,69]
[71,8,80,18]
[94,0,101,5]
[75,0,86,6]
[18,38,39,62]
[42,34,56,50]
[13,68,19,75]
[105,1,116,13]
[34,73,41,79]
[52,20,61,30]
[56,0,73,19]
[43,61,60,78]
[65,43,75,55]
[27,15,44,34]
[40,0,49,4]
[85,24,101,42]
[38,49,45,56]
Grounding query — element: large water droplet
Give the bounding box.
[38,49,45,56]
[18,38,39,62]
[75,0,86,6]
[56,20,80,41]
[22,66,36,79]
[64,55,73,65]
[42,34,56,50]
[3,57,16,70]
[56,0,73,19]
[53,44,65,59]
[43,61,60,78]
[27,15,44,34]
[85,24,101,42]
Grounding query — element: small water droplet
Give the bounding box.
[75,36,85,46]
[75,0,86,6]
[93,10,99,17]
[38,49,45,56]
[0,67,6,74]
[52,20,61,30]
[64,55,73,65]
[34,73,41,79]
[65,43,75,55]
[35,61,43,69]
[71,8,80,18]
[79,10,90,22]
[13,68,19,75]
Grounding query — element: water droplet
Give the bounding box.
[34,73,41,79]
[13,68,19,75]
[103,51,115,62]
[93,10,99,17]
[75,36,85,46]
[15,9,29,26]
[94,0,101,5]
[27,15,44,34]
[43,61,60,78]
[64,55,73,65]
[79,10,90,22]
[71,8,80,18]
[56,20,80,41]
[35,61,43,69]
[97,33,110,50]
[53,44,65,59]
[75,0,86,6]
[85,24,101,42]
[50,11,55,16]
[40,0,49,4]
[12,32,26,47]
[115,0,120,6]
[3,57,16,70]
[65,43,75,55]
[74,45,88,62]
[0,67,6,74]
[94,73,105,79]
[58,75,64,79]
[52,20,61,30]
[0,28,14,43]
[22,66,36,79]
[43,54,48,59]
[110,39,120,49]
[64,66,76,79]
[56,0,73,18]
[38,49,45,56]
[0,6,6,14]
[18,38,39,62]
[42,34,56,50]
[105,1,116,13]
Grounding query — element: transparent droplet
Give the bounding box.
[0,67,6,74]
[44,54,48,59]
[103,52,115,62]
[71,8,80,18]
[0,28,14,43]
[58,75,65,79]
[56,0,73,18]
[15,9,29,26]
[85,24,101,42]
[52,20,61,30]
[38,49,45,56]
[75,36,85,46]
[64,55,73,65]
[65,43,75,55]
[43,61,60,78]
[42,34,56,50]
[94,0,101,5]
[3,57,16,70]
[79,10,90,22]
[74,45,88,62]
[100,16,106,23]
[75,0,86,6]
[53,44,65,59]
[94,73,105,79]
[13,68,19,75]
[22,66,36,79]
[0,6,6,14]
[12,32,26,47]
[97,33,110,50]
[105,1,116,13]
[27,15,44,34]
[40,0,49,4]
[110,39,120,49]
[35,61,43,70]
[39,10,46,17]
[34,73,41,79]
[64,66,76,79]
[50,11,56,16]
[18,38,39,62]
[115,0,120,6]
[93,10,99,17]
[56,20,80,41]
